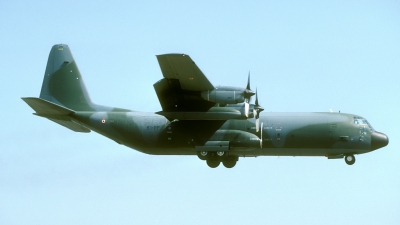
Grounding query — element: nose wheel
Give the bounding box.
[344,154,356,165]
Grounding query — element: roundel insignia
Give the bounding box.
[101,118,106,124]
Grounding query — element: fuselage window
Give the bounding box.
[363,119,374,131]
[354,119,365,124]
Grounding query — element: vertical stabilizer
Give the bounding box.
[40,44,94,111]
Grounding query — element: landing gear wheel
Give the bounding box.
[206,160,220,168]
[345,154,356,165]
[197,151,208,160]
[223,160,236,168]
[216,151,226,157]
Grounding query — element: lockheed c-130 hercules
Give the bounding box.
[22,44,389,168]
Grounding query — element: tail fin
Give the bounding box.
[39,44,94,111]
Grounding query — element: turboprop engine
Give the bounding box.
[200,88,246,104]
[201,73,264,132]
[201,73,256,116]
[201,73,265,133]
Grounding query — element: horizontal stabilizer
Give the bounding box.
[46,118,90,132]
[22,97,90,133]
[22,97,74,115]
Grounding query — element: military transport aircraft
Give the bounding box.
[22,44,389,168]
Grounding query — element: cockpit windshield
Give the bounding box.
[354,116,374,131]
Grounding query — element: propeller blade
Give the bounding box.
[254,106,259,132]
[245,102,249,118]
[244,72,255,99]
[246,71,251,90]
[254,88,263,132]
[260,122,263,148]
[256,117,259,132]
[254,88,264,113]
[255,87,259,106]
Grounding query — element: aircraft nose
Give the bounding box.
[371,132,389,150]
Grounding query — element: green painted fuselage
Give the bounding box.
[71,110,373,157]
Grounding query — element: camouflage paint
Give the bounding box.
[22,44,389,168]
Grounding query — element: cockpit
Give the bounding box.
[354,116,374,131]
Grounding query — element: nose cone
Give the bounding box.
[371,132,389,150]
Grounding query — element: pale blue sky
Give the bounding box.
[1,1,399,224]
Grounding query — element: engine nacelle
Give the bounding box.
[201,90,245,104]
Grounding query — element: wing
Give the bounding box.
[153,54,245,121]
[156,54,214,91]
[154,54,216,113]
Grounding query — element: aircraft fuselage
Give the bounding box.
[71,111,380,157]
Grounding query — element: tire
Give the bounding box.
[216,151,226,157]
[222,160,236,168]
[197,151,208,160]
[345,154,356,165]
[206,160,220,168]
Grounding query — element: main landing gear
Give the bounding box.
[344,154,356,165]
[197,151,238,168]
[206,160,220,168]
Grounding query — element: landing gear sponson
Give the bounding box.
[197,151,238,168]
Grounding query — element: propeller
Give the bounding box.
[244,72,255,117]
[253,88,264,132]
